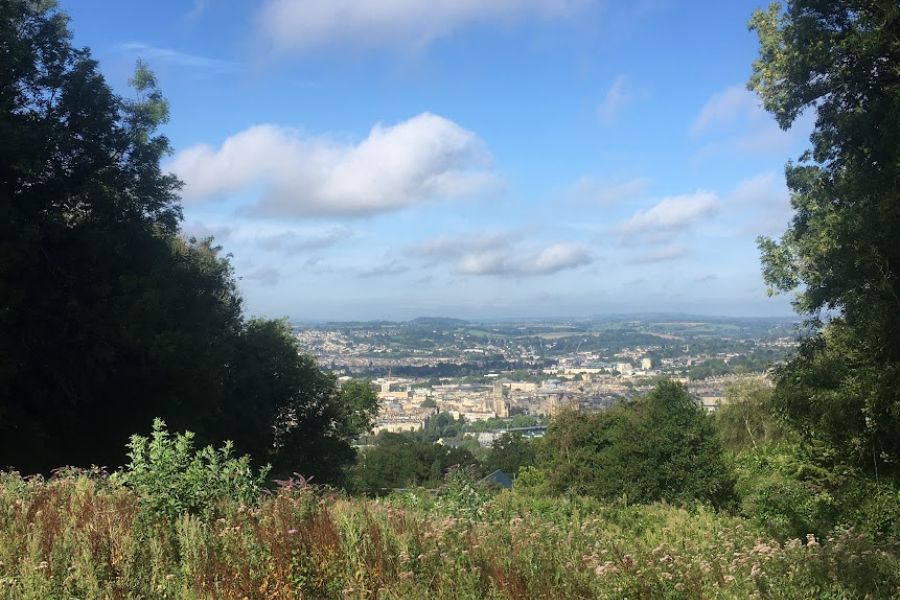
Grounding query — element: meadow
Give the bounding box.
[1,470,897,600]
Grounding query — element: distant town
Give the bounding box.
[293,315,800,443]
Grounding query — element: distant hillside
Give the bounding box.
[408,316,470,328]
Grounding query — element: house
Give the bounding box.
[479,469,513,489]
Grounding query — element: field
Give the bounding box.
[1,471,897,599]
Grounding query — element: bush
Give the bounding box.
[114,419,269,519]
[538,380,736,508]
[735,443,900,541]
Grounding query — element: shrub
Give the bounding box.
[539,380,736,508]
[114,419,269,519]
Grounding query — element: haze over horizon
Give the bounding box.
[65,0,810,321]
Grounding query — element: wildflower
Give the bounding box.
[165,574,175,581]
[288,528,298,535]
[37,561,48,570]
[750,563,761,578]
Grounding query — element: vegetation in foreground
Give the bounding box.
[0,469,897,600]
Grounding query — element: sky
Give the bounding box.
[63,0,812,321]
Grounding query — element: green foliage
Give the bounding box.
[336,379,379,437]
[511,465,550,496]
[417,411,464,442]
[749,1,900,471]
[539,380,736,508]
[352,434,481,494]
[734,442,900,542]
[0,1,370,481]
[485,432,536,476]
[715,378,788,452]
[115,419,269,519]
[1,472,898,599]
[463,414,540,432]
[432,467,493,520]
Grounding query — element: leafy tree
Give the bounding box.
[715,379,788,452]
[0,1,373,481]
[0,1,237,470]
[539,381,735,508]
[485,432,536,476]
[417,412,464,442]
[750,1,900,471]
[352,433,481,494]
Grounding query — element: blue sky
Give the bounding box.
[63,0,810,321]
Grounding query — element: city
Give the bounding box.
[293,315,798,442]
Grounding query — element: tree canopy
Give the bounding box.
[0,1,374,479]
[750,0,900,472]
[538,380,735,508]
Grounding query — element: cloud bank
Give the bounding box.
[169,113,497,218]
[412,232,593,277]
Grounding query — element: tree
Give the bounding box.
[352,434,481,494]
[749,1,900,471]
[539,381,735,508]
[715,379,787,452]
[485,432,536,476]
[0,1,372,481]
[0,1,235,470]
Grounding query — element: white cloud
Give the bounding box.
[692,84,762,134]
[598,75,630,125]
[615,191,718,236]
[120,42,237,73]
[169,113,497,218]
[412,232,592,276]
[526,243,593,274]
[257,0,588,53]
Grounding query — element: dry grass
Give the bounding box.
[1,471,898,599]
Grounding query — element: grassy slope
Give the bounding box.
[0,472,897,599]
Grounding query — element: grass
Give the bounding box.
[1,470,898,599]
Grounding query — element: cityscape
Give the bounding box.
[294,315,798,441]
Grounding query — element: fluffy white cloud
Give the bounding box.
[257,0,587,53]
[412,232,592,276]
[168,113,497,218]
[526,243,593,274]
[615,191,718,236]
[692,84,762,134]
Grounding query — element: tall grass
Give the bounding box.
[1,470,897,599]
